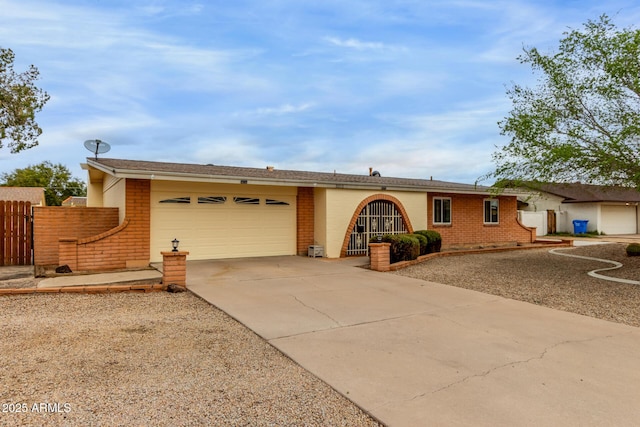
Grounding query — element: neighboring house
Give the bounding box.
[0,187,46,206]
[61,196,87,206]
[517,182,640,235]
[32,158,535,271]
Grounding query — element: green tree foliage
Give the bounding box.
[1,161,86,206]
[0,47,50,153]
[486,15,640,190]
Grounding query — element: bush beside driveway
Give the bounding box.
[394,243,640,327]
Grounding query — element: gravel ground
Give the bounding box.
[395,243,640,327]
[0,292,382,427]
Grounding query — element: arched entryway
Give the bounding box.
[342,195,413,256]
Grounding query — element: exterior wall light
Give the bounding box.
[172,238,180,252]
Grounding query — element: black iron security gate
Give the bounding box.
[347,200,407,255]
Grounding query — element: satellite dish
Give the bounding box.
[84,139,111,160]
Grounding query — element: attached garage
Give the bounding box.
[150,181,296,262]
[600,204,638,235]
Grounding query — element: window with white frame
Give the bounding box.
[484,199,499,223]
[433,197,451,224]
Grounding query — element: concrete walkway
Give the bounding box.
[187,255,640,427]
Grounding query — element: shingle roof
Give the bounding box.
[537,182,640,203]
[87,158,492,194]
[0,187,45,205]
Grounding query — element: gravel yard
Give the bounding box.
[395,243,640,327]
[0,292,382,427]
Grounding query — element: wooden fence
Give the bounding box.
[0,201,32,266]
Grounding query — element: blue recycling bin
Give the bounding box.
[572,219,589,234]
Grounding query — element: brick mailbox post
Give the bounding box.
[369,242,391,272]
[161,251,190,287]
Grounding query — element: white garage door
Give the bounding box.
[150,185,296,261]
[600,205,637,235]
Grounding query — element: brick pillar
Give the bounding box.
[161,251,189,287]
[59,238,79,271]
[369,243,391,272]
[125,179,151,267]
[296,187,315,256]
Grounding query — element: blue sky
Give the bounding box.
[2,0,639,184]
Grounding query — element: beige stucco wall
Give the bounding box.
[149,180,297,262]
[86,179,103,207]
[103,176,126,223]
[315,188,428,258]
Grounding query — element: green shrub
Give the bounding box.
[371,234,420,263]
[626,243,640,257]
[414,230,442,253]
[410,233,429,256]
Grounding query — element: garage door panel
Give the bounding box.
[601,205,637,235]
[151,190,296,261]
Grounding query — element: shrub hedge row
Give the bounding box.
[414,230,442,253]
[370,230,442,263]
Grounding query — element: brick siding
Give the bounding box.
[296,187,315,256]
[427,193,535,248]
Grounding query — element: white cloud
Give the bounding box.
[325,37,388,50]
[252,103,314,116]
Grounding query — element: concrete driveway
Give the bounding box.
[187,256,640,427]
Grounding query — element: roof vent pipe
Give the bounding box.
[369,167,373,176]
